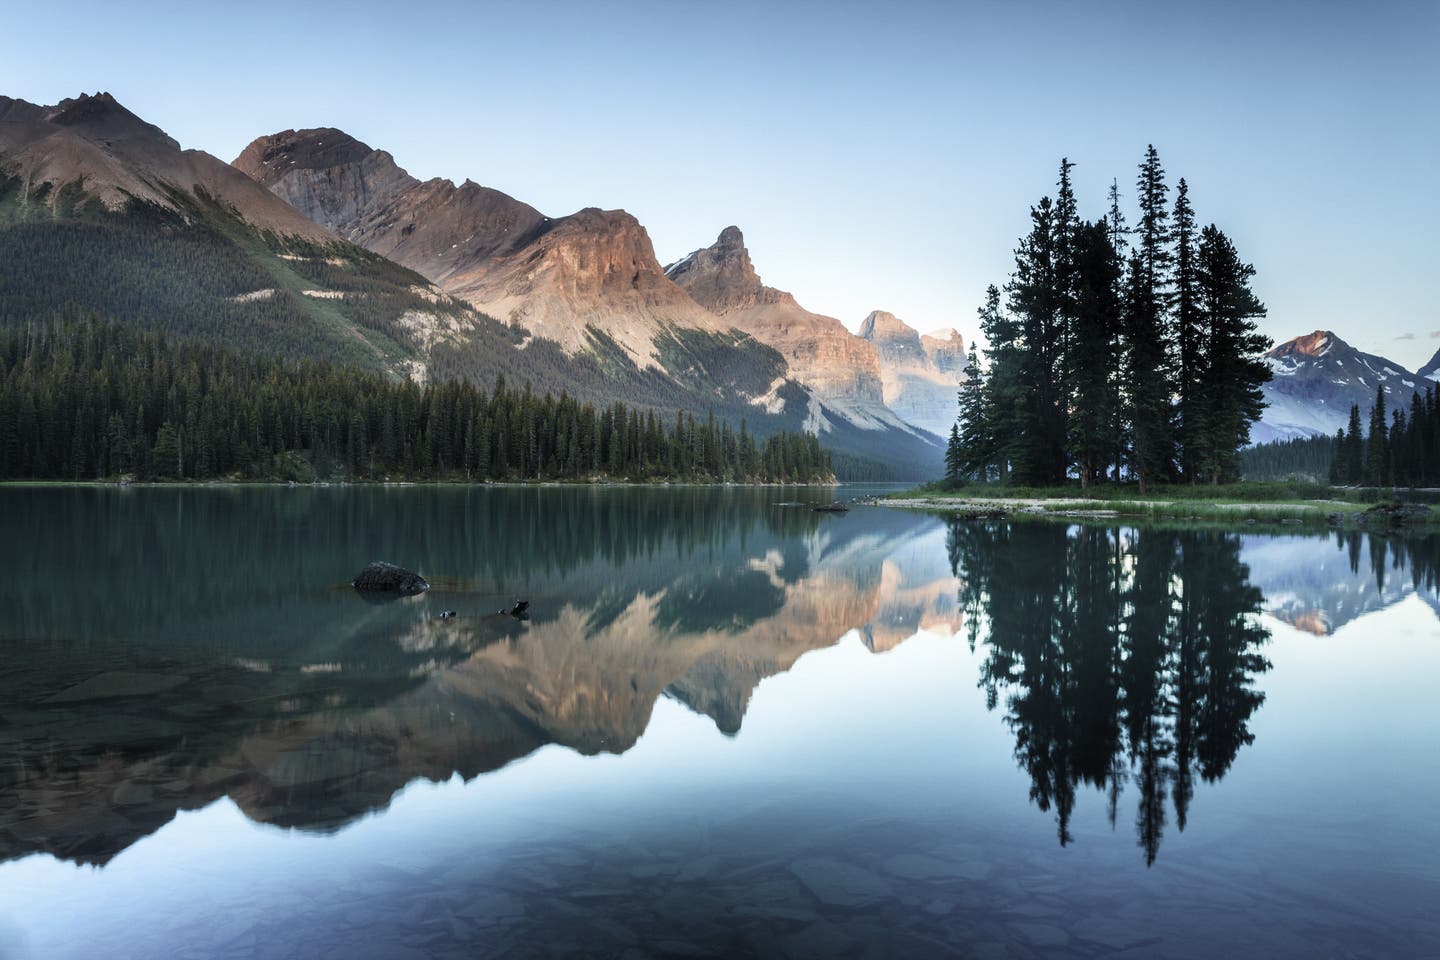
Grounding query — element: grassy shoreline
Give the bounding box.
[878,482,1440,527]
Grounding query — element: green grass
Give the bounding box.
[893,480,1407,505]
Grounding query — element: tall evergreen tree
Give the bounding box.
[1363,385,1389,486]
[956,343,989,481]
[1006,197,1068,485]
[978,284,1023,483]
[1068,220,1123,486]
[1172,178,1202,479]
[1191,226,1271,482]
[1343,404,1364,485]
[1127,146,1176,491]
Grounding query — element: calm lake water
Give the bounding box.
[0,486,1437,959]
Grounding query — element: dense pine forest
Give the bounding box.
[0,318,832,483]
[945,149,1272,490]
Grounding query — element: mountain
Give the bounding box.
[0,92,507,379]
[664,227,942,447]
[234,128,728,366]
[0,95,853,471]
[858,309,965,437]
[1419,345,1440,383]
[1255,330,1424,443]
[236,131,944,475]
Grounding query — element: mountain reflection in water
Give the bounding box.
[0,486,1436,878]
[0,486,959,866]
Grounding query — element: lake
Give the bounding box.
[0,486,1437,959]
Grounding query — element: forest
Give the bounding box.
[1239,385,1440,486]
[0,317,833,484]
[945,149,1272,491]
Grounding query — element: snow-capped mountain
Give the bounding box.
[1255,330,1425,442]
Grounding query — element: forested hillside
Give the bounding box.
[0,318,832,483]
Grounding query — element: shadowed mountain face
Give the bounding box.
[1257,330,1424,442]
[0,487,958,865]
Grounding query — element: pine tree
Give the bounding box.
[945,422,963,485]
[1172,178,1202,479]
[956,343,989,481]
[1127,146,1176,491]
[978,284,1023,483]
[1343,405,1364,485]
[1068,220,1123,486]
[1191,226,1271,482]
[1363,386,1388,486]
[1006,196,1067,485]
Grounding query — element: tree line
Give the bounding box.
[1329,384,1440,487]
[945,149,1272,490]
[0,317,833,483]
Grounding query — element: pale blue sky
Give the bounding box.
[4,0,1437,367]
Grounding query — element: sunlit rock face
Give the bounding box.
[235,129,724,364]
[666,227,923,434]
[859,310,966,439]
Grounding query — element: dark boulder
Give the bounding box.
[352,561,429,594]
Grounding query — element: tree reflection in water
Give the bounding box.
[948,521,1271,865]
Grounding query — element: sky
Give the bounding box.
[4,0,1437,368]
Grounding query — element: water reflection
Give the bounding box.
[947,521,1440,865]
[1,486,1437,879]
[0,486,957,866]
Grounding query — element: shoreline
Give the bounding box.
[875,493,1440,528]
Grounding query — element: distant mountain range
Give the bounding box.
[1255,330,1440,443]
[6,91,1434,467]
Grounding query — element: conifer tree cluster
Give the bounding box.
[1328,385,1440,487]
[0,317,832,483]
[945,149,1273,490]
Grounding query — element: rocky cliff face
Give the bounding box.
[1256,330,1423,442]
[666,227,916,433]
[234,129,722,363]
[858,310,965,438]
[0,93,332,241]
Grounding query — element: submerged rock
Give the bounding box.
[351,561,429,594]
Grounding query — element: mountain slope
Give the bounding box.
[0,92,500,378]
[235,130,944,476]
[0,94,839,451]
[1418,345,1440,383]
[1256,330,1424,443]
[664,227,943,453]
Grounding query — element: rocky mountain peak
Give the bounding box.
[233,128,381,187]
[664,225,789,315]
[45,92,179,150]
[858,310,912,341]
[1270,329,1340,360]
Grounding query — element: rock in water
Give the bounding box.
[352,561,429,594]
